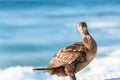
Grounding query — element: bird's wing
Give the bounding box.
[48,42,87,68]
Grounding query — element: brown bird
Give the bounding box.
[33,22,97,80]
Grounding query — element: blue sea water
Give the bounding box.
[0,0,120,73]
[106,78,120,80]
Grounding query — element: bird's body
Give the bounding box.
[33,22,97,80]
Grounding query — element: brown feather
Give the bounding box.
[33,22,97,77]
[47,42,87,76]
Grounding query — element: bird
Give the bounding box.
[33,22,97,80]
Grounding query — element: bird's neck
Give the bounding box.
[82,35,97,50]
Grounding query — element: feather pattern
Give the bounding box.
[48,42,87,68]
[33,22,97,78]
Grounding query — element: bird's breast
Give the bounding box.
[75,47,97,73]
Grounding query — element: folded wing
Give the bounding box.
[48,42,87,68]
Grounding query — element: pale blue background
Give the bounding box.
[0,0,120,70]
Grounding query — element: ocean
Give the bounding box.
[0,0,120,80]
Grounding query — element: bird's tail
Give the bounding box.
[33,67,57,74]
[33,67,53,71]
[33,67,66,76]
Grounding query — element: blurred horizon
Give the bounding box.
[0,0,120,78]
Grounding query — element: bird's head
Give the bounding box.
[77,22,89,36]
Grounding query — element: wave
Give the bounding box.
[0,62,120,80]
[0,46,120,80]
[88,21,120,28]
[0,46,120,70]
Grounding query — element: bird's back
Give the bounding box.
[48,42,88,76]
